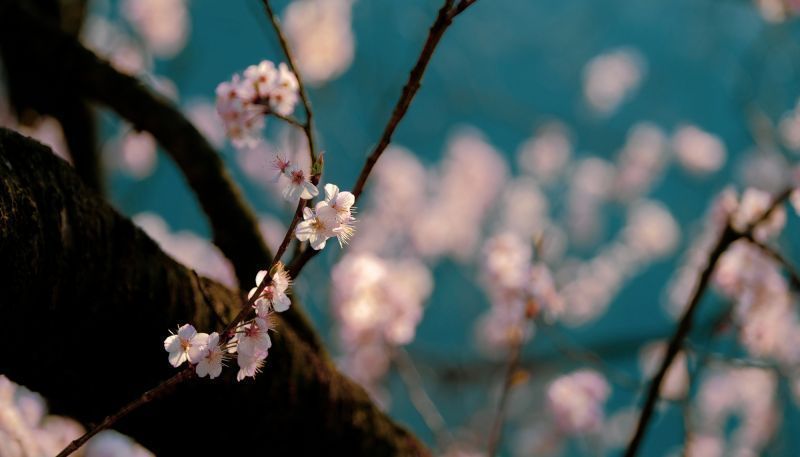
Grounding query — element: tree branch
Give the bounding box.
[0,1,322,350]
[622,224,738,457]
[287,0,480,278]
[0,127,428,456]
[624,188,793,457]
[260,0,318,164]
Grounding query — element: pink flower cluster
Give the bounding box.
[0,376,152,456]
[295,184,356,250]
[163,265,292,381]
[331,253,432,404]
[216,60,299,148]
[691,366,778,456]
[546,369,610,435]
[477,232,563,354]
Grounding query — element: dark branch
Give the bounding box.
[623,224,738,457]
[287,0,479,279]
[625,188,794,457]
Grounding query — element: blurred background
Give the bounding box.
[4,0,800,455]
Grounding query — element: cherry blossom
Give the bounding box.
[583,48,644,115]
[672,125,726,175]
[163,324,207,367]
[193,332,225,379]
[283,0,356,85]
[236,348,268,382]
[243,60,278,99]
[295,201,354,250]
[547,369,610,435]
[236,318,273,355]
[283,167,319,201]
[324,183,356,222]
[249,265,292,315]
[215,60,300,148]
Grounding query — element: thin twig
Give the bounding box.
[192,269,228,327]
[351,0,458,200]
[450,0,479,18]
[219,197,309,340]
[623,223,737,457]
[486,331,525,457]
[287,0,479,278]
[55,368,195,457]
[538,324,641,391]
[270,112,305,130]
[392,347,454,450]
[260,0,317,164]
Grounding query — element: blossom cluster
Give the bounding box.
[331,253,432,404]
[163,265,292,381]
[477,232,564,354]
[216,60,300,147]
[283,0,355,85]
[689,366,779,456]
[546,369,610,435]
[0,376,152,456]
[712,189,800,365]
[295,183,356,250]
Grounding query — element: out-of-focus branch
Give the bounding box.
[0,2,322,350]
[0,127,429,456]
[486,331,525,457]
[260,0,318,164]
[287,0,480,278]
[741,232,800,291]
[625,188,793,457]
[623,224,738,457]
[393,347,454,450]
[53,101,103,193]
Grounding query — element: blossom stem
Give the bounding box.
[259,0,317,164]
[351,0,462,201]
[392,347,454,450]
[287,0,480,279]
[56,368,195,457]
[269,112,305,130]
[219,197,309,342]
[486,330,525,457]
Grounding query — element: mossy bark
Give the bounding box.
[0,128,429,456]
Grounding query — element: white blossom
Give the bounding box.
[194,332,224,379]
[163,324,206,367]
[282,167,318,201]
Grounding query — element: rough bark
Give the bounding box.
[0,0,321,350]
[0,128,429,456]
